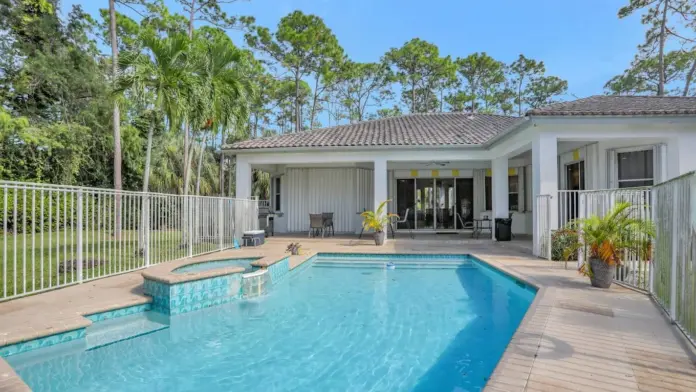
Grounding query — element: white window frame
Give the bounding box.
[610,145,656,189]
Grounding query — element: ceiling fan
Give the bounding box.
[425,161,450,167]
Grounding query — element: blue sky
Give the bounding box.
[65,0,645,100]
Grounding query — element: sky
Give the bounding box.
[63,0,646,102]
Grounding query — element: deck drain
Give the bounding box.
[558,302,614,317]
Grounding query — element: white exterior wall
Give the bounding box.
[557,140,669,191]
[281,167,372,233]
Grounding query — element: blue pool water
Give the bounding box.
[8,255,535,392]
[172,257,259,273]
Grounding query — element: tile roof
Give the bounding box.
[226,113,525,150]
[527,95,696,116]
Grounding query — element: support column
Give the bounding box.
[373,158,388,212]
[235,157,252,199]
[532,133,558,255]
[491,156,509,240]
[667,134,696,180]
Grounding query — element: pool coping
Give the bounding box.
[141,254,285,284]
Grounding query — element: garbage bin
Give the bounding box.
[495,218,512,241]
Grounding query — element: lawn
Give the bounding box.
[0,230,232,299]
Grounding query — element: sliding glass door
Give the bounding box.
[395,177,474,231]
[435,179,455,229]
[395,179,415,229]
[416,179,434,230]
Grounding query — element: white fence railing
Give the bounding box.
[0,181,258,300]
[559,188,652,290]
[652,172,696,344]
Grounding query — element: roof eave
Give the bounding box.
[222,142,487,156]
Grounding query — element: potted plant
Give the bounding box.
[286,243,301,256]
[565,201,654,288]
[360,200,398,246]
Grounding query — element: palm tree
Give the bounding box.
[115,32,195,251]
[109,0,122,240]
[115,32,194,194]
[188,37,254,197]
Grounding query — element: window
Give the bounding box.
[508,174,519,211]
[617,149,653,188]
[485,174,518,211]
[274,177,281,211]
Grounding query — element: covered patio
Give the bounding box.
[226,96,696,256]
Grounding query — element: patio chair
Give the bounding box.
[322,212,334,236]
[509,212,515,239]
[309,213,325,238]
[394,208,414,239]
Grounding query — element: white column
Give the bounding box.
[667,134,696,180]
[491,156,509,240]
[373,158,388,212]
[532,133,558,255]
[235,157,252,199]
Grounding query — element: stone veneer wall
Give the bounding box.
[144,273,243,315]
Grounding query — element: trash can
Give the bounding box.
[495,218,512,241]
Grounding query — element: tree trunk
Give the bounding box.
[138,122,154,252]
[195,133,208,196]
[109,0,122,240]
[683,56,696,96]
[295,72,301,132]
[517,79,523,116]
[657,0,669,96]
[309,75,320,129]
[142,123,154,193]
[219,153,225,196]
[188,0,196,38]
[411,79,416,113]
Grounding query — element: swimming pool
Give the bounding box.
[7,254,535,391]
[172,257,259,273]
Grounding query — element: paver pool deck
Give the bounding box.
[0,236,694,392]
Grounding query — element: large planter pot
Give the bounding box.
[589,257,614,288]
[374,231,386,246]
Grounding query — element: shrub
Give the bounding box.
[551,228,579,261]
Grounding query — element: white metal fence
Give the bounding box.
[559,188,652,290]
[0,181,258,300]
[651,172,696,344]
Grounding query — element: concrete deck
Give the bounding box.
[0,236,694,391]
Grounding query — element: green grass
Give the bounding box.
[0,230,231,299]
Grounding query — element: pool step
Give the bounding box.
[313,260,476,269]
[86,312,169,350]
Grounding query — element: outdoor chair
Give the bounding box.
[309,213,325,238]
[322,212,334,236]
[394,208,414,239]
[509,211,515,239]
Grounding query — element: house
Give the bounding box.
[223,96,696,254]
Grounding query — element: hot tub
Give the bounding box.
[173,258,259,274]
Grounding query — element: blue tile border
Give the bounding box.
[84,303,152,322]
[0,328,86,358]
[316,253,473,261]
[144,273,243,316]
[266,256,290,284]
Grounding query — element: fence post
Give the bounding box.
[546,196,552,261]
[76,190,83,283]
[187,196,194,258]
[577,193,586,269]
[144,195,150,268]
[670,189,679,321]
[218,198,224,251]
[649,188,656,294]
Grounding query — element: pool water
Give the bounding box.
[8,255,534,392]
[172,257,259,274]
